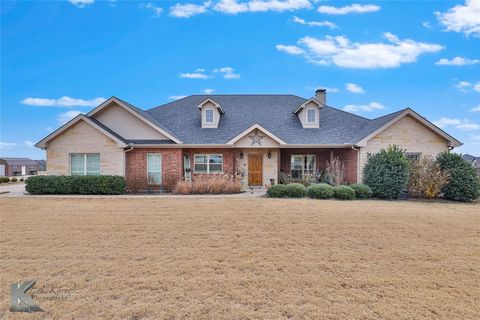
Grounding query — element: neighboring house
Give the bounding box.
[35,159,47,172]
[35,90,462,189]
[0,158,40,176]
[462,154,480,173]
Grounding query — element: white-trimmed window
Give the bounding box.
[147,154,162,185]
[205,109,214,123]
[291,155,316,178]
[194,154,223,173]
[405,152,422,162]
[307,109,316,124]
[70,154,100,176]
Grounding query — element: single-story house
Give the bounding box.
[35,90,462,189]
[0,158,40,176]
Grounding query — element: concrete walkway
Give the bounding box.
[0,183,267,198]
[0,183,26,197]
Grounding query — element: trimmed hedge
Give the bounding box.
[267,184,289,198]
[333,185,356,200]
[26,175,125,195]
[307,183,334,199]
[10,177,18,182]
[350,184,373,199]
[363,145,410,199]
[436,152,480,202]
[286,183,306,198]
[0,177,10,183]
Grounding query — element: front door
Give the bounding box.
[248,154,263,186]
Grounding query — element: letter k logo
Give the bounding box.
[10,280,43,312]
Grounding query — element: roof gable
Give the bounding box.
[356,108,462,147]
[35,114,128,148]
[88,97,182,144]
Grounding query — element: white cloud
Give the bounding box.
[436,56,479,66]
[169,95,187,100]
[21,96,106,107]
[455,80,472,90]
[0,142,17,149]
[68,0,94,8]
[292,16,337,29]
[144,2,163,17]
[317,3,380,15]
[213,67,240,79]
[475,82,480,92]
[179,71,210,79]
[422,21,432,28]
[435,0,480,37]
[213,0,311,14]
[278,33,443,69]
[57,110,82,124]
[342,102,384,113]
[433,117,480,131]
[24,141,35,148]
[202,88,215,94]
[276,44,304,55]
[170,1,211,18]
[470,105,480,112]
[45,127,53,133]
[345,83,364,93]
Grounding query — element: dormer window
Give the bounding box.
[198,98,224,128]
[205,109,214,123]
[307,109,316,124]
[294,98,322,129]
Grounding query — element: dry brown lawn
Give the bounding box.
[0,197,479,320]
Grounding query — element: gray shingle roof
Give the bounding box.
[145,94,402,145]
[0,158,39,166]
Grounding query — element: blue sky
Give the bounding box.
[1,0,479,159]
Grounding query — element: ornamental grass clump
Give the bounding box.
[408,155,450,199]
[174,175,242,195]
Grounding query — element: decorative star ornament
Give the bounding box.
[249,130,265,146]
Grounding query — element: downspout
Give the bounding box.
[351,146,360,183]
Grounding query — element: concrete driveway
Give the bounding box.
[0,183,26,197]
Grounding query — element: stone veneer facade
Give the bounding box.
[45,121,125,176]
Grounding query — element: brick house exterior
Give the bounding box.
[36,92,462,190]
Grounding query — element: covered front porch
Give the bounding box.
[233,147,359,190]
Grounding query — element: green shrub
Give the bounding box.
[307,183,334,199]
[10,177,18,182]
[363,145,410,199]
[436,152,480,202]
[25,175,125,195]
[267,184,289,198]
[286,183,306,198]
[333,185,356,200]
[0,177,9,183]
[350,184,373,199]
[19,177,24,182]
